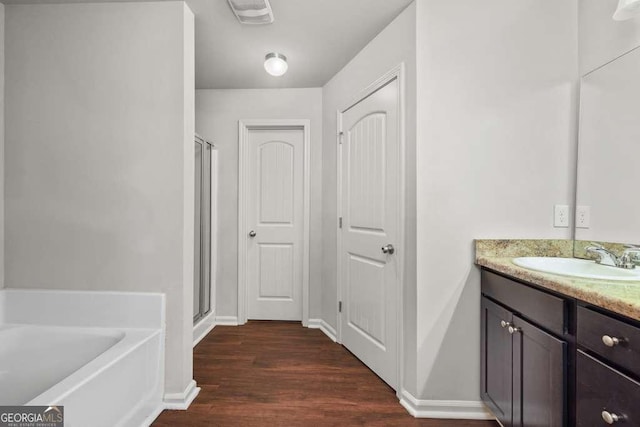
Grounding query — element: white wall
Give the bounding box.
[580,0,640,75]
[414,0,578,402]
[4,1,195,397]
[0,4,4,290]
[321,1,418,394]
[195,88,323,320]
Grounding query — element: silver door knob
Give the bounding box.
[500,320,511,328]
[249,230,256,238]
[508,325,521,334]
[602,335,622,347]
[602,411,621,424]
[381,244,395,254]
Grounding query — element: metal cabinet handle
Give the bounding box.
[500,320,510,328]
[381,244,395,254]
[249,230,257,238]
[602,335,622,347]
[508,325,521,335]
[602,410,622,424]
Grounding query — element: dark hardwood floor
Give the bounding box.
[153,321,498,427]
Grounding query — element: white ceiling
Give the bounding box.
[1,0,414,89]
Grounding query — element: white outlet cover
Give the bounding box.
[576,206,590,229]
[554,204,570,228]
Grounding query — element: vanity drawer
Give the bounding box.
[577,306,640,377]
[576,350,640,426]
[481,270,567,336]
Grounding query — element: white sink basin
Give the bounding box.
[512,257,640,281]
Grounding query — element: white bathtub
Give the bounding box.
[0,289,165,427]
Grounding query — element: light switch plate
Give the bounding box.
[554,205,569,228]
[576,206,590,229]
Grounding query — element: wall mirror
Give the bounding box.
[574,45,640,254]
[573,0,640,257]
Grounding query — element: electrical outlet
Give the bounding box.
[554,205,569,228]
[576,206,590,229]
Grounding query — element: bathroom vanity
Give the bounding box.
[477,249,640,427]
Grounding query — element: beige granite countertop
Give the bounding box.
[476,255,640,322]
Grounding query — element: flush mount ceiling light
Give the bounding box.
[613,0,640,20]
[227,0,274,25]
[264,53,288,77]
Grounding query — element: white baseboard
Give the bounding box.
[307,318,337,342]
[193,310,216,347]
[399,389,494,420]
[163,380,200,410]
[215,315,239,326]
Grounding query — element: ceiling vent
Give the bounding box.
[227,0,274,25]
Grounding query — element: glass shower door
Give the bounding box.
[194,138,212,323]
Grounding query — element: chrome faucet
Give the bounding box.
[619,245,640,269]
[586,243,619,267]
[586,243,640,269]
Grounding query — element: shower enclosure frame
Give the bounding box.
[194,134,215,324]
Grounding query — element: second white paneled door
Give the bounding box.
[339,77,400,389]
[246,128,304,321]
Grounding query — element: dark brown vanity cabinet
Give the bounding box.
[481,270,568,427]
[576,351,640,426]
[481,297,514,426]
[576,306,640,426]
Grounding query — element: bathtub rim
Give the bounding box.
[18,325,164,407]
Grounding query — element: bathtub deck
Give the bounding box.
[153,321,498,427]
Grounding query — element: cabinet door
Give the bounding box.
[481,297,513,427]
[513,315,567,427]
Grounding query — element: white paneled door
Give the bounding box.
[247,128,304,321]
[340,78,399,389]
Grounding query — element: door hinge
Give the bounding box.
[338,217,343,228]
[338,131,344,144]
[338,301,342,313]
